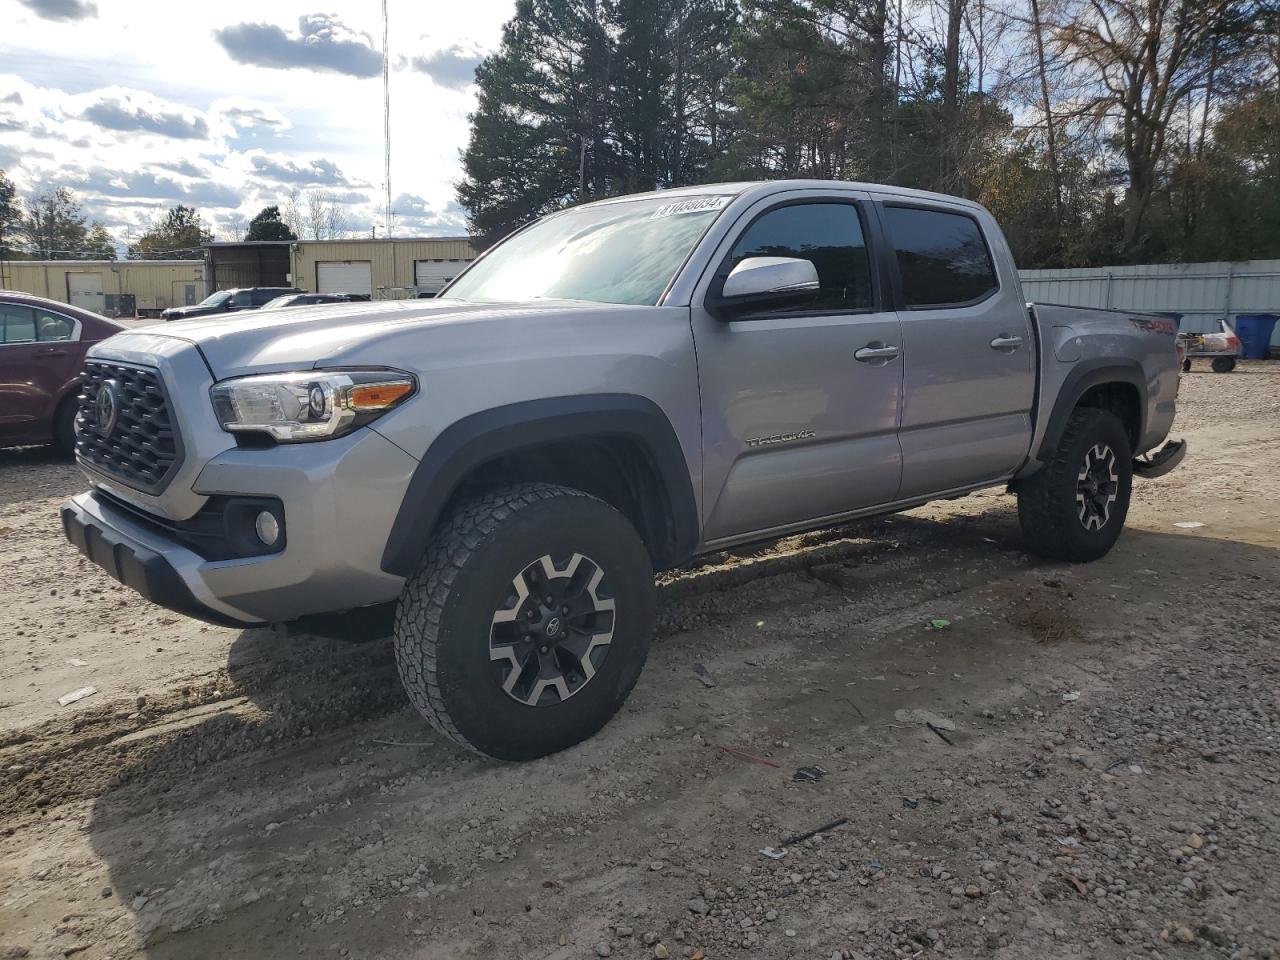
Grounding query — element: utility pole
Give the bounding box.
[382,0,393,237]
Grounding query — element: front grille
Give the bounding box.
[76,360,182,494]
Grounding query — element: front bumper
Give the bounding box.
[63,427,418,626]
[62,496,253,627]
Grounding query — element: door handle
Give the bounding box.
[855,344,900,362]
[36,348,70,357]
[990,335,1024,350]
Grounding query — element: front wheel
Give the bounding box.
[52,397,78,458]
[1211,356,1236,373]
[1017,408,1133,562]
[393,483,656,760]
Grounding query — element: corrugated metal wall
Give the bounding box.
[1019,260,1280,344]
[0,260,204,313]
[291,238,477,298]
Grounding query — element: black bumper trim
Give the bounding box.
[61,497,261,629]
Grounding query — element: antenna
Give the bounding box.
[382,0,392,237]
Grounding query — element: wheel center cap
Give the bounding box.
[543,616,562,640]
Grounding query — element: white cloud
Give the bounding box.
[78,88,210,139]
[0,1,515,244]
[212,97,292,132]
[17,0,96,21]
[214,13,382,78]
[411,41,485,91]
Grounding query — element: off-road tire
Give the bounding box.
[53,397,78,458]
[1017,408,1133,563]
[393,482,655,760]
[1211,356,1236,373]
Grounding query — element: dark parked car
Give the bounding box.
[0,292,124,453]
[161,287,300,322]
[259,292,372,310]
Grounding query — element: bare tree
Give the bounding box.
[304,191,351,240]
[1046,0,1261,252]
[281,188,304,239]
[941,0,969,187]
[1028,0,1064,227]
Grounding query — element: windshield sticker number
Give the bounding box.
[649,196,731,220]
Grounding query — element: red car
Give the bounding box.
[0,292,124,454]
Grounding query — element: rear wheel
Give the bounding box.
[1017,408,1133,562]
[393,483,655,760]
[1211,356,1236,373]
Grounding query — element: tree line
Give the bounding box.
[457,0,1279,268]
[0,170,354,262]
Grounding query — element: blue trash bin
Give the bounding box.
[1234,315,1277,360]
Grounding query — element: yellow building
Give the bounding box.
[290,237,478,298]
[203,237,480,299]
[0,259,204,316]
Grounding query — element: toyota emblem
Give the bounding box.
[96,379,121,435]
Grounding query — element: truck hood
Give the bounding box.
[100,298,608,379]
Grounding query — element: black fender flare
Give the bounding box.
[380,394,700,577]
[1036,358,1148,461]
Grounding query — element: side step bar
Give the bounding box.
[1133,439,1187,479]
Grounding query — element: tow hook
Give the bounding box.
[1133,439,1187,479]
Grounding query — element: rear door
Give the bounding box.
[878,201,1035,498]
[690,191,905,544]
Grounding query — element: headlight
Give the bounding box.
[210,369,416,442]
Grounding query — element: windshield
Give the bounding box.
[198,291,231,308]
[446,194,732,306]
[259,296,295,310]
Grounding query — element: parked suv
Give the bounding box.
[0,292,123,453]
[62,181,1184,760]
[260,293,372,310]
[162,287,301,321]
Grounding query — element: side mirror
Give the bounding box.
[711,256,819,319]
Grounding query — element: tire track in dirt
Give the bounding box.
[0,517,1016,822]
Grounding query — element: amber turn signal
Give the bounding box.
[348,381,414,411]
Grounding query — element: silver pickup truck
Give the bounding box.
[61,180,1184,759]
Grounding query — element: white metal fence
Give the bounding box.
[1018,260,1280,345]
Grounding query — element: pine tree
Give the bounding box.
[128,205,212,259]
[245,205,297,241]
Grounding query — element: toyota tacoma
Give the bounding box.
[61,181,1185,760]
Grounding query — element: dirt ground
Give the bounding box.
[1,362,1277,960]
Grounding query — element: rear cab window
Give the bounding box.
[723,202,875,313]
[882,205,998,308]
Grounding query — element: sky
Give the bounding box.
[0,0,518,247]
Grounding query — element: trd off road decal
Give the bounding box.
[1128,316,1177,335]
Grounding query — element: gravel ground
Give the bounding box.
[0,361,1277,960]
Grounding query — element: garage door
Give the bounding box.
[66,273,105,313]
[316,261,373,297]
[414,259,470,293]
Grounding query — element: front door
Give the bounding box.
[878,202,1036,498]
[691,193,905,545]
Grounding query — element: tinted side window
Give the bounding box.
[230,291,253,307]
[728,203,874,311]
[1,305,37,343]
[883,206,997,307]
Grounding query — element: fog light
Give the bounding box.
[254,510,280,546]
